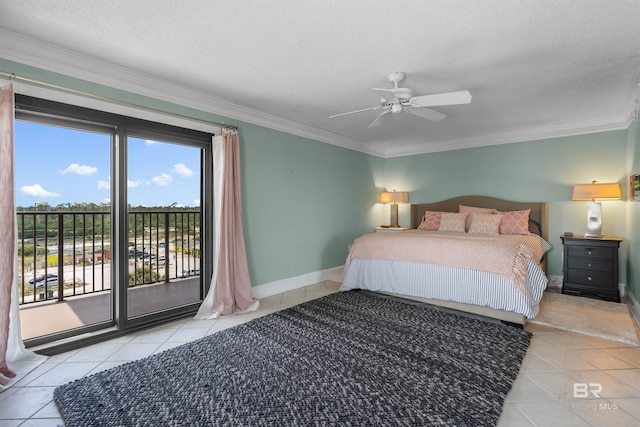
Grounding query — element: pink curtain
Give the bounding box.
[210,130,257,316]
[0,84,17,385]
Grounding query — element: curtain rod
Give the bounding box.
[0,70,237,131]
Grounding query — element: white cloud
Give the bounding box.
[128,179,148,188]
[97,177,110,190]
[21,184,61,198]
[152,173,172,186]
[192,199,201,207]
[60,163,98,176]
[173,163,194,177]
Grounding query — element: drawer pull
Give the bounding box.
[588,263,592,267]
[587,250,592,255]
[587,276,592,281]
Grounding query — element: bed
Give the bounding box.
[341,195,549,325]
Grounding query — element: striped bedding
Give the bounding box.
[341,231,549,319]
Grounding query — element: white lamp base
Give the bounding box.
[584,201,604,239]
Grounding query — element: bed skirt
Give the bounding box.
[341,258,547,320]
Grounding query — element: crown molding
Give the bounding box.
[382,115,632,158]
[0,29,380,156]
[620,78,640,125]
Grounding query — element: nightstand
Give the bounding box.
[375,227,410,233]
[561,235,622,302]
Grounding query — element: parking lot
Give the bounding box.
[20,249,201,300]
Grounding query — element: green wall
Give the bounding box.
[384,131,629,280]
[239,123,382,284]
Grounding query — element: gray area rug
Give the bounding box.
[54,291,531,426]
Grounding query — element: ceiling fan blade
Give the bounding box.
[408,107,447,121]
[372,88,396,101]
[410,90,472,107]
[368,110,391,128]
[329,105,381,118]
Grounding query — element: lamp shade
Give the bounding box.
[380,191,408,204]
[571,182,622,201]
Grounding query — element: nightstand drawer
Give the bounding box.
[566,245,613,259]
[567,269,614,288]
[567,257,613,272]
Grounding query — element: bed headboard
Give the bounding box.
[409,195,548,243]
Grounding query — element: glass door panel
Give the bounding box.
[15,120,113,340]
[126,137,203,319]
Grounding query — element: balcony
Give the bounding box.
[17,209,203,341]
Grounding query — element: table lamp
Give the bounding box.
[571,180,621,238]
[380,190,408,228]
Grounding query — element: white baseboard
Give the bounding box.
[252,266,344,299]
[622,284,640,331]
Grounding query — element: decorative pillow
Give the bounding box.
[417,211,446,230]
[497,209,531,235]
[438,212,468,233]
[459,205,497,231]
[468,213,504,235]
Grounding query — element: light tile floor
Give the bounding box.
[1,281,639,426]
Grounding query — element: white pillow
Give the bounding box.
[468,213,504,235]
[438,212,468,233]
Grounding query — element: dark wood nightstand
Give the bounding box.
[561,235,622,302]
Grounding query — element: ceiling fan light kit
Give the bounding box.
[330,72,471,128]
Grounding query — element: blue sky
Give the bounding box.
[15,121,201,208]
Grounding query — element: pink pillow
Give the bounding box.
[417,211,446,230]
[497,209,531,235]
[438,212,468,233]
[468,213,504,235]
[459,205,497,232]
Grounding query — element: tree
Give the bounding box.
[128,266,165,286]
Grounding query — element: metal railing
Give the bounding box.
[17,209,201,305]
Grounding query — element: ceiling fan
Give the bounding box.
[329,72,472,128]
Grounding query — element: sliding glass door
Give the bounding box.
[15,95,214,347]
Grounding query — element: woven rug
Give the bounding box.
[54,291,531,426]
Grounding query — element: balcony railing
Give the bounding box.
[17,209,201,305]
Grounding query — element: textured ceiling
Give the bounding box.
[0,0,639,157]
